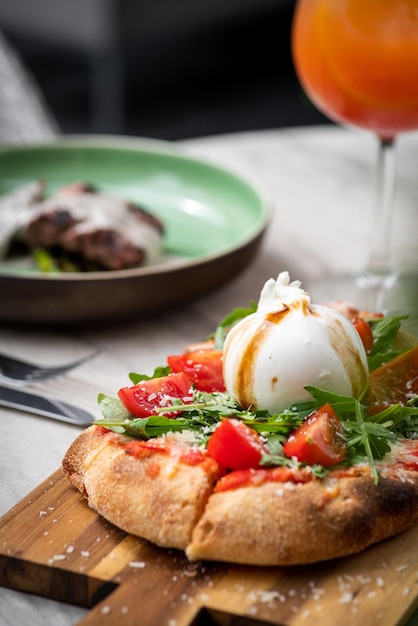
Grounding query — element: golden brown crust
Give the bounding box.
[62,425,222,550]
[186,466,418,565]
[63,426,418,566]
[62,424,108,496]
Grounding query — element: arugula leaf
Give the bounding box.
[370,316,402,351]
[211,302,257,348]
[304,386,357,415]
[129,365,171,384]
[98,393,218,441]
[97,393,131,433]
[114,415,205,440]
[241,411,304,437]
[367,315,406,370]
[353,397,379,483]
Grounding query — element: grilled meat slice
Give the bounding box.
[18,181,164,270]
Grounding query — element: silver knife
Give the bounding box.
[0,385,94,426]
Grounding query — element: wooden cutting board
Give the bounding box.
[1,468,418,626]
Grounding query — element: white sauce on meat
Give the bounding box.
[0,182,164,266]
[38,191,163,264]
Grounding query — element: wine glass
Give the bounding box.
[291,0,418,326]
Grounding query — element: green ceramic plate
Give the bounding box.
[0,136,271,326]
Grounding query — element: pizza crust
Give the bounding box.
[62,425,222,550]
[63,426,418,566]
[186,466,418,565]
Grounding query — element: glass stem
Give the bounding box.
[367,137,397,277]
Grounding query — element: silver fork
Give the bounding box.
[0,350,98,384]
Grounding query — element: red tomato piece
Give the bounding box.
[207,418,269,470]
[167,348,225,393]
[282,403,347,467]
[364,346,418,415]
[118,371,193,418]
[351,316,374,354]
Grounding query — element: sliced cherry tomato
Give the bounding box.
[351,316,374,354]
[167,348,225,393]
[364,346,418,415]
[118,371,193,418]
[207,418,269,470]
[282,403,347,467]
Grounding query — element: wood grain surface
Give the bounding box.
[1,468,418,626]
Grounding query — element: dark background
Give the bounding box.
[0,0,330,140]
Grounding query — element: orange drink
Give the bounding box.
[292,0,418,139]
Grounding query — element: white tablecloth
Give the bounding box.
[1,125,417,626]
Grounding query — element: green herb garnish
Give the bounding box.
[211,302,257,348]
[129,365,171,385]
[95,311,418,484]
[367,315,407,370]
